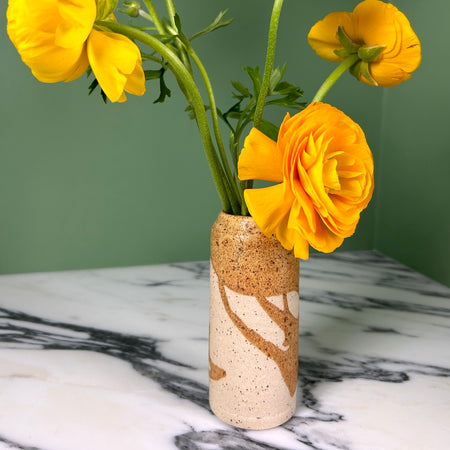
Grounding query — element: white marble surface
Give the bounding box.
[0,250,449,450]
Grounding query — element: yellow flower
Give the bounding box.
[6,0,145,102]
[88,29,145,102]
[308,0,421,87]
[7,0,96,83]
[238,103,374,259]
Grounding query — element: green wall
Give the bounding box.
[375,0,450,286]
[1,1,447,286]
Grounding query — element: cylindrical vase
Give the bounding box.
[209,211,299,430]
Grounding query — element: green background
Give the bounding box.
[1,0,448,286]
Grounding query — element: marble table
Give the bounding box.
[0,250,449,450]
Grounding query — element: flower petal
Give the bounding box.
[308,11,355,62]
[87,29,145,103]
[306,218,345,253]
[55,0,97,48]
[353,0,398,50]
[31,42,89,83]
[238,128,283,182]
[7,0,92,82]
[276,212,309,259]
[244,183,293,238]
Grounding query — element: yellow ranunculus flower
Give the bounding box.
[6,0,145,102]
[238,103,374,259]
[308,0,421,87]
[7,0,96,83]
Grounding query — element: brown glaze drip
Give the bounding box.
[217,280,298,396]
[210,212,299,397]
[209,356,227,381]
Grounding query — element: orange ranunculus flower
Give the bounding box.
[238,103,374,259]
[6,0,145,102]
[308,0,421,87]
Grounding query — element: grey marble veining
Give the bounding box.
[0,250,449,450]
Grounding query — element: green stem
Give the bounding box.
[312,54,360,103]
[234,115,255,216]
[164,0,177,21]
[141,1,194,104]
[240,189,249,216]
[142,0,165,34]
[141,52,165,64]
[138,10,154,23]
[164,0,194,76]
[253,0,284,129]
[97,21,232,213]
[164,0,239,211]
[186,47,240,203]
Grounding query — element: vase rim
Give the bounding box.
[213,210,269,240]
[219,210,253,219]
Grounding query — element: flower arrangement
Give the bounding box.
[6,0,421,259]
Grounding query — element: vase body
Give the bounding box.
[209,211,299,430]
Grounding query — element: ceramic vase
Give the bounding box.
[209,211,299,429]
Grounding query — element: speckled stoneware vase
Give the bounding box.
[209,211,299,430]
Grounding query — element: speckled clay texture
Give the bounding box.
[209,211,299,430]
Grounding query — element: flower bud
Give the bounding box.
[119,1,141,18]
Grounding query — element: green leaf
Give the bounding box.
[223,100,243,120]
[185,104,212,120]
[231,80,251,98]
[358,61,378,86]
[334,48,350,59]
[243,66,261,97]
[337,25,359,55]
[88,78,98,95]
[272,81,303,97]
[174,12,182,32]
[190,10,235,41]
[172,13,191,48]
[144,67,173,104]
[184,104,195,120]
[349,60,361,79]
[259,119,279,141]
[87,78,108,104]
[144,69,162,80]
[268,64,286,94]
[358,45,385,62]
[265,97,305,109]
[153,69,172,103]
[226,111,247,120]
